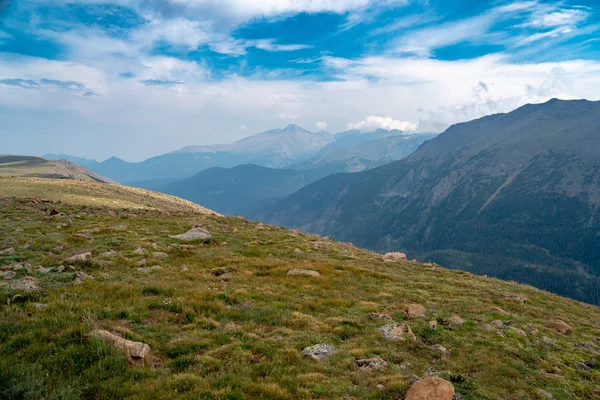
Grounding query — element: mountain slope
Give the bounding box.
[1,178,600,399]
[296,133,437,174]
[259,99,600,305]
[0,155,114,184]
[158,164,327,216]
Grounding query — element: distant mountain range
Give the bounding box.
[258,99,600,305]
[119,130,435,216]
[83,125,434,184]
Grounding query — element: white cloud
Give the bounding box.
[278,112,300,119]
[252,39,312,52]
[316,121,327,130]
[240,125,247,130]
[349,116,418,132]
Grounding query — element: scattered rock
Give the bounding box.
[48,209,60,216]
[169,227,212,242]
[356,357,388,370]
[293,248,303,254]
[180,265,190,272]
[2,271,16,280]
[32,303,47,310]
[510,327,527,337]
[429,344,450,356]
[91,330,151,367]
[287,269,321,277]
[491,320,504,328]
[38,266,52,273]
[152,252,168,259]
[9,276,40,292]
[72,234,93,241]
[134,247,145,254]
[447,316,465,327]
[0,248,16,256]
[576,342,600,353]
[63,252,92,263]
[547,320,572,335]
[135,259,147,267]
[383,252,407,261]
[75,271,93,281]
[110,224,128,231]
[537,389,553,399]
[406,304,427,318]
[576,361,593,371]
[369,312,393,321]
[13,263,32,272]
[78,227,101,234]
[302,344,337,361]
[220,225,238,233]
[137,265,163,273]
[504,294,527,304]
[429,320,438,330]
[489,306,510,315]
[406,377,454,400]
[541,336,557,345]
[100,250,117,258]
[56,265,65,273]
[379,323,416,342]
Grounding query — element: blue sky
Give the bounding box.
[1,0,600,161]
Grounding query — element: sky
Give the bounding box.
[1,0,600,161]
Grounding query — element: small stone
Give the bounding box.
[542,336,557,345]
[221,225,238,233]
[78,227,101,234]
[429,344,450,356]
[32,303,48,310]
[9,276,40,292]
[75,271,93,280]
[537,389,553,399]
[489,306,510,315]
[135,259,147,267]
[169,227,212,242]
[547,320,572,335]
[424,367,438,376]
[95,261,113,268]
[133,247,145,254]
[293,248,303,254]
[0,248,16,256]
[379,323,416,342]
[491,320,504,328]
[369,312,393,321]
[504,294,527,304]
[575,342,600,353]
[100,250,118,258]
[447,316,465,326]
[406,304,426,318]
[302,344,337,361]
[356,357,388,370]
[287,269,321,277]
[383,252,407,261]
[37,266,52,273]
[72,234,93,241]
[180,265,190,272]
[57,265,65,272]
[429,320,438,330]
[405,377,454,400]
[152,252,168,259]
[63,252,92,263]
[2,271,16,280]
[110,224,128,231]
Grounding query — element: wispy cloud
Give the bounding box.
[348,115,418,132]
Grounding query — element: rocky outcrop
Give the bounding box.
[406,304,426,318]
[383,252,407,261]
[378,323,415,342]
[355,357,388,370]
[287,269,321,277]
[547,320,572,335]
[63,252,92,263]
[169,227,212,242]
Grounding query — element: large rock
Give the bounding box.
[547,320,573,335]
[9,276,40,292]
[92,330,151,367]
[302,343,336,361]
[379,323,416,342]
[169,227,212,242]
[287,269,321,277]
[63,252,92,263]
[383,252,407,261]
[447,316,465,326]
[405,377,455,400]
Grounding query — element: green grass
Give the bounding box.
[0,179,599,399]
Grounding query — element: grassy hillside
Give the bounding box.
[0,178,599,399]
[0,155,114,184]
